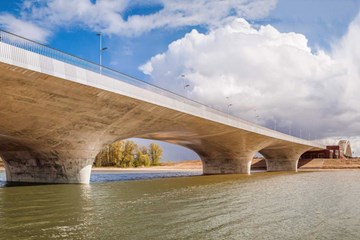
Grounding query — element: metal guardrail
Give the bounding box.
[0,30,321,146]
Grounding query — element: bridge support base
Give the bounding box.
[265,158,299,172]
[1,151,94,184]
[260,147,311,172]
[201,154,254,175]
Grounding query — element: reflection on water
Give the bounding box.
[1,170,360,239]
[91,170,202,183]
[0,170,202,187]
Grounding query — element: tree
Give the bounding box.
[94,144,112,167]
[134,146,151,167]
[149,143,163,166]
[123,140,137,167]
[142,153,151,167]
[111,141,125,167]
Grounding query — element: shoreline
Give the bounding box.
[1,167,360,172]
[0,166,202,172]
[92,167,202,172]
[1,158,360,172]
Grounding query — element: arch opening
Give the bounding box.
[93,137,202,172]
[251,152,267,172]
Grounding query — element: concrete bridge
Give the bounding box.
[0,31,325,184]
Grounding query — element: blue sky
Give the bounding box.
[1,0,360,160]
[2,0,358,78]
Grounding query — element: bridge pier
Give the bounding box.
[201,153,255,175]
[260,147,311,172]
[1,150,94,184]
[265,158,299,172]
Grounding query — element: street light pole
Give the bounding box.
[226,97,232,115]
[227,103,232,115]
[180,74,190,97]
[96,32,108,74]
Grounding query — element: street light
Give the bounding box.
[180,74,190,97]
[227,103,232,115]
[226,97,232,115]
[96,32,108,74]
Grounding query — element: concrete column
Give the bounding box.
[201,153,255,175]
[260,147,310,172]
[1,151,94,184]
[265,158,299,172]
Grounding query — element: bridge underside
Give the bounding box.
[0,56,319,184]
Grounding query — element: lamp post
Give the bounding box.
[180,74,190,97]
[226,97,232,115]
[227,103,232,115]
[96,32,108,74]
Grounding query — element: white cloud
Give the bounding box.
[18,0,277,36]
[0,14,50,42]
[140,16,360,155]
[333,14,360,114]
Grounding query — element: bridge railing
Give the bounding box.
[0,30,317,144]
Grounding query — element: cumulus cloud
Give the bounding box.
[333,14,360,113]
[0,14,51,42]
[18,0,277,36]
[140,17,360,155]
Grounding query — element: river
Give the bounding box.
[1,170,360,239]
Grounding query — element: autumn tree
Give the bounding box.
[94,144,112,167]
[122,140,137,167]
[135,146,151,167]
[149,143,163,166]
[111,141,125,167]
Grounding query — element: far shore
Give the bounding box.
[1,167,360,172]
[74,157,360,172]
[92,166,202,172]
[1,158,360,172]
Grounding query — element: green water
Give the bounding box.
[1,171,360,239]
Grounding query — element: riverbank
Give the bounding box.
[1,158,360,172]
[252,158,360,170]
[92,160,202,172]
[299,158,360,169]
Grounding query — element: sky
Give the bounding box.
[1,0,360,160]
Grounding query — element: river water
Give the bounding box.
[1,170,360,239]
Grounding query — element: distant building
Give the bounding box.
[301,140,352,159]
